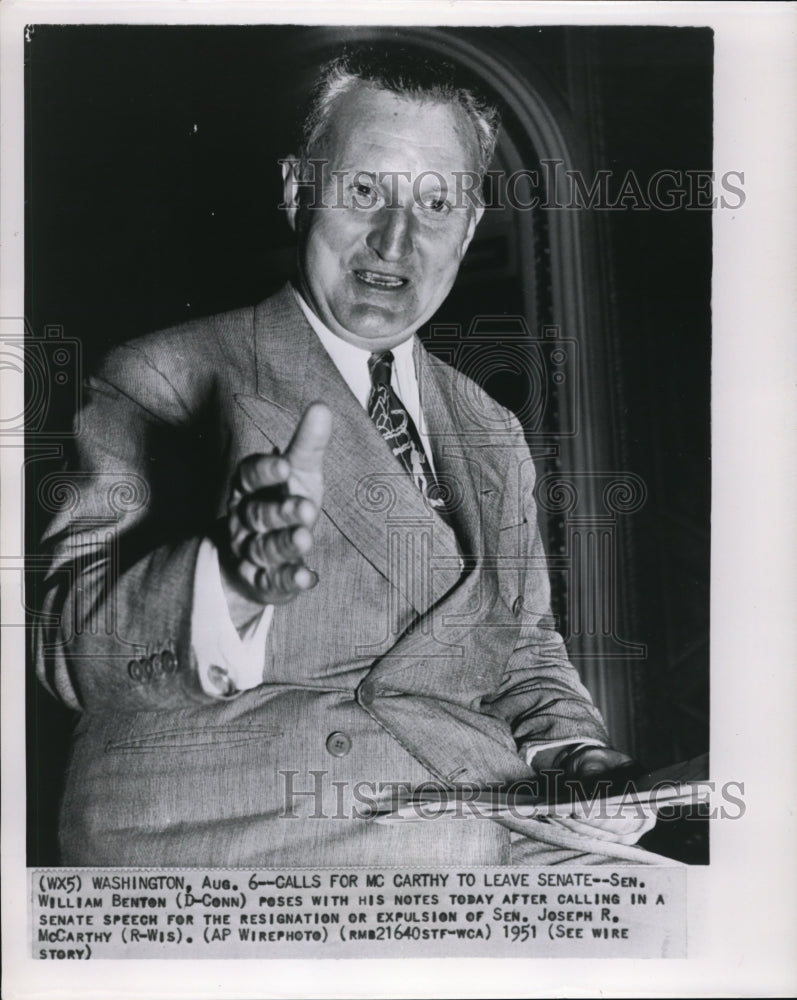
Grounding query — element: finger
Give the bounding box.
[237,559,318,603]
[562,801,658,829]
[235,454,291,495]
[239,494,317,533]
[547,813,654,845]
[285,402,332,475]
[544,815,621,842]
[245,525,313,567]
[260,562,318,599]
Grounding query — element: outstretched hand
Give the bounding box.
[221,402,332,627]
[540,746,657,846]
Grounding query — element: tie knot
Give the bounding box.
[368,351,394,387]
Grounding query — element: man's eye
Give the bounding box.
[350,181,380,208]
[424,197,451,215]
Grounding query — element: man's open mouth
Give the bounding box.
[353,269,408,289]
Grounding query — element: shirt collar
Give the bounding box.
[291,285,417,408]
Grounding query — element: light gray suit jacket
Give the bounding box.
[36,283,609,867]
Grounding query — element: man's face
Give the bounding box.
[286,83,485,350]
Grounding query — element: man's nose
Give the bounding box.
[366,206,414,262]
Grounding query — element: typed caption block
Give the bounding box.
[30,866,686,959]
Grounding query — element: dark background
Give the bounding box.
[25,24,712,864]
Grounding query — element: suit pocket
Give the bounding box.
[105,726,283,753]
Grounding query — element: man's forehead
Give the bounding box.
[323,82,480,170]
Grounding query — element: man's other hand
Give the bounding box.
[542,745,657,846]
[221,402,332,626]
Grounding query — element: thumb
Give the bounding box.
[285,402,332,474]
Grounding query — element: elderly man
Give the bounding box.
[37,46,654,866]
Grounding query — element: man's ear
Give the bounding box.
[281,156,301,231]
[461,203,485,256]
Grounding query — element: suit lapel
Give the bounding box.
[415,345,507,557]
[234,285,462,617]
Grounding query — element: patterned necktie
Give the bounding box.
[367,351,449,514]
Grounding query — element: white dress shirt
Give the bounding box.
[191,287,602,768]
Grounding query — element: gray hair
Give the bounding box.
[298,45,501,179]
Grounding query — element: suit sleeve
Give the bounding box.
[35,343,223,712]
[479,418,611,753]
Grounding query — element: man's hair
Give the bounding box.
[298,44,501,178]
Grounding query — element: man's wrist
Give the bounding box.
[192,537,274,698]
[218,559,269,631]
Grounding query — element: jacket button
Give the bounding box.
[161,650,177,674]
[326,732,352,757]
[512,595,524,617]
[359,681,375,707]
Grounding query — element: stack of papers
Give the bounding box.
[372,782,708,823]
